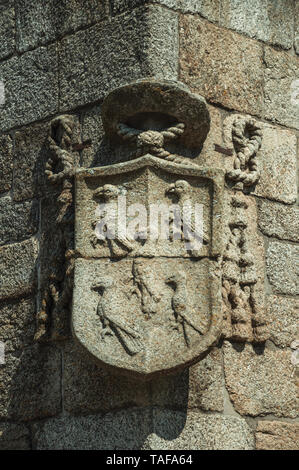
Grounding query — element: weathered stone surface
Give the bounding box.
[220,0,294,50]
[295,1,299,55]
[63,341,150,414]
[0,1,15,59]
[266,241,299,296]
[143,410,254,450]
[0,46,58,132]
[0,344,61,421]
[81,105,119,168]
[0,423,30,450]
[111,0,220,22]
[0,238,38,301]
[224,342,298,418]
[263,46,299,130]
[0,196,39,245]
[256,421,299,450]
[13,121,51,202]
[266,296,299,349]
[180,15,263,116]
[197,105,225,168]
[151,347,224,411]
[253,124,297,204]
[34,409,151,450]
[16,0,108,52]
[0,134,13,193]
[258,200,299,243]
[59,6,178,110]
[0,297,36,353]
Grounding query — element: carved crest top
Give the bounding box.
[101,79,210,150]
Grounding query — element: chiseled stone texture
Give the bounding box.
[0,238,38,301]
[0,297,36,353]
[253,124,297,204]
[256,421,299,450]
[266,241,299,296]
[0,196,39,245]
[59,6,178,111]
[143,410,254,450]
[34,409,151,450]
[258,200,299,243]
[63,341,150,414]
[0,45,58,133]
[151,347,224,411]
[295,1,299,55]
[80,105,111,168]
[266,296,299,349]
[0,344,61,421]
[0,1,15,60]
[13,121,51,202]
[16,0,108,52]
[224,342,298,418]
[180,15,263,116]
[0,423,30,450]
[0,134,13,193]
[264,46,299,130]
[111,0,220,22]
[220,0,294,50]
[197,105,225,169]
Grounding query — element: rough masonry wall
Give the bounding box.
[0,0,298,450]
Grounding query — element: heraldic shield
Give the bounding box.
[72,155,224,379]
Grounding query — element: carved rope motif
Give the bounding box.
[226,116,262,190]
[35,115,78,342]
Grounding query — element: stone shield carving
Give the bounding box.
[72,156,224,379]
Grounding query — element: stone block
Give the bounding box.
[256,421,299,450]
[263,46,299,130]
[0,134,13,193]
[143,409,254,450]
[0,1,15,60]
[266,241,299,296]
[80,105,113,168]
[34,409,151,449]
[59,6,178,111]
[63,341,150,414]
[13,121,51,202]
[266,296,299,349]
[0,196,39,245]
[0,423,30,450]
[220,0,294,50]
[16,0,108,52]
[179,15,264,116]
[0,344,61,421]
[197,105,225,169]
[258,200,299,242]
[295,1,299,54]
[0,238,38,301]
[0,296,36,353]
[111,0,220,22]
[151,347,224,411]
[0,45,58,132]
[224,342,298,418]
[253,124,297,204]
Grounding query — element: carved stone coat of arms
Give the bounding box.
[42,80,267,379]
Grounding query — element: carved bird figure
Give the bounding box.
[93,184,135,258]
[166,180,209,249]
[92,277,143,355]
[166,272,202,347]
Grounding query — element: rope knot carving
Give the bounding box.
[226,116,262,191]
[46,115,76,184]
[116,121,198,166]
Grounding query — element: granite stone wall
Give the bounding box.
[0,0,298,450]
